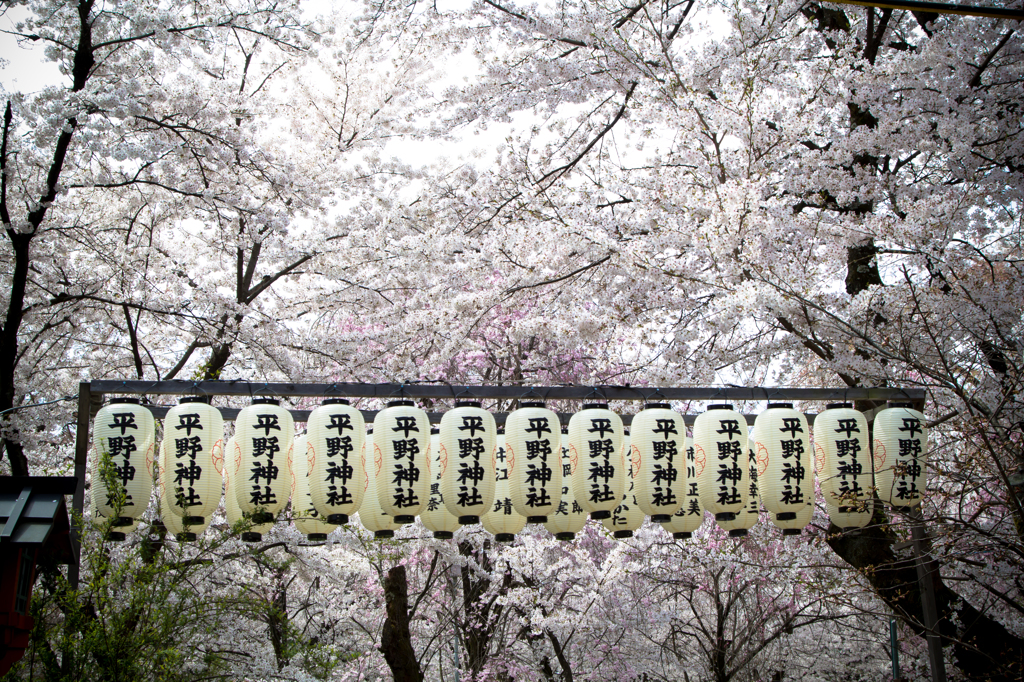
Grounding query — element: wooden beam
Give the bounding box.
[828,0,1024,20]
[88,380,925,403]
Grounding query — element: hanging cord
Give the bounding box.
[0,395,77,416]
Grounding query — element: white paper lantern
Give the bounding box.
[506,403,562,523]
[440,402,497,524]
[90,496,139,541]
[360,428,400,538]
[158,488,211,542]
[771,502,814,535]
[694,404,749,523]
[91,398,156,529]
[233,399,293,524]
[160,397,223,524]
[482,434,526,542]
[374,400,431,522]
[224,436,273,542]
[603,434,644,539]
[717,428,761,537]
[754,404,812,524]
[827,499,875,530]
[422,429,462,539]
[291,434,338,540]
[874,403,928,508]
[813,403,871,511]
[568,404,625,521]
[308,399,365,525]
[631,404,685,521]
[545,433,587,540]
[661,434,704,539]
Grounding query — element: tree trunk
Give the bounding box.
[381,565,422,682]
[829,509,1024,680]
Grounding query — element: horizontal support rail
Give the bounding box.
[146,406,791,426]
[88,380,925,403]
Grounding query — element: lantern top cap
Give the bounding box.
[581,403,609,410]
[520,401,546,408]
[888,402,915,409]
[251,397,280,406]
[107,397,141,405]
[322,398,350,406]
[387,399,415,407]
[767,402,794,409]
[179,396,210,404]
[454,400,482,408]
[707,403,733,410]
[826,402,853,409]
[645,402,672,410]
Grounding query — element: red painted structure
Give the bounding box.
[0,476,77,676]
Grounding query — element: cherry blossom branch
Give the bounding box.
[502,254,611,296]
[536,82,637,188]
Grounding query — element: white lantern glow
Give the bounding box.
[771,502,814,535]
[827,499,875,530]
[440,402,497,524]
[568,404,625,521]
[291,434,338,540]
[482,434,526,542]
[545,433,587,540]
[506,403,562,523]
[158,489,211,541]
[694,404,749,523]
[90,497,139,540]
[631,404,685,521]
[603,434,644,539]
[224,435,273,542]
[813,403,871,511]
[91,398,156,533]
[374,400,431,522]
[360,428,400,538]
[873,403,928,508]
[754,404,812,524]
[233,399,293,524]
[422,429,461,539]
[660,434,704,539]
[160,397,223,525]
[308,399,365,525]
[717,427,761,537]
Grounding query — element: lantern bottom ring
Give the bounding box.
[715,512,736,521]
[555,532,575,541]
[306,533,328,542]
[105,531,126,542]
[111,517,134,527]
[782,528,801,536]
[776,512,797,521]
[728,529,747,538]
[433,531,454,539]
[241,532,262,543]
[374,530,395,539]
[175,532,197,542]
[613,530,634,539]
[650,514,671,522]
[590,510,611,520]
[458,515,480,524]
[327,513,349,525]
[494,533,515,542]
[527,515,548,523]
[673,532,692,540]
[393,515,415,524]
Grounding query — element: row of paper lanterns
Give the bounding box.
[90,398,927,542]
